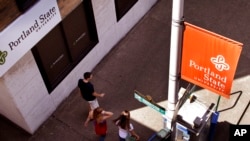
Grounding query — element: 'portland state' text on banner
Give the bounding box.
[181,22,243,98]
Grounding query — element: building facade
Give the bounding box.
[0,0,157,134]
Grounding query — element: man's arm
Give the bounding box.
[93,92,105,97]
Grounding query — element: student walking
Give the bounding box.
[84,107,113,141]
[78,72,105,111]
[113,110,140,141]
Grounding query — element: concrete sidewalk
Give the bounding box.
[1,0,250,141]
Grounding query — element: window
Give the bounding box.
[115,0,138,21]
[32,1,98,93]
[15,0,39,12]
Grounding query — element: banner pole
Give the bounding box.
[215,95,221,112]
[166,0,184,134]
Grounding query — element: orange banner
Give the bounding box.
[181,22,243,98]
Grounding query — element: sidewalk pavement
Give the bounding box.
[1,0,250,141]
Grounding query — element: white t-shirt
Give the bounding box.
[116,122,134,138]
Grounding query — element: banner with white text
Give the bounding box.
[181,22,243,98]
[0,0,61,77]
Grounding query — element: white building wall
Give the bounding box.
[0,0,157,134]
[0,78,30,131]
[0,51,56,133]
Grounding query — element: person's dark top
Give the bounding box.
[78,79,96,101]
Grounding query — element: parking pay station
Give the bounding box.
[175,89,215,141]
[134,87,216,141]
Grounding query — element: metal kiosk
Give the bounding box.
[175,94,215,141]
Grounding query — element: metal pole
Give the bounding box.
[215,95,221,112]
[166,0,184,131]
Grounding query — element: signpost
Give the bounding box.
[134,90,166,115]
